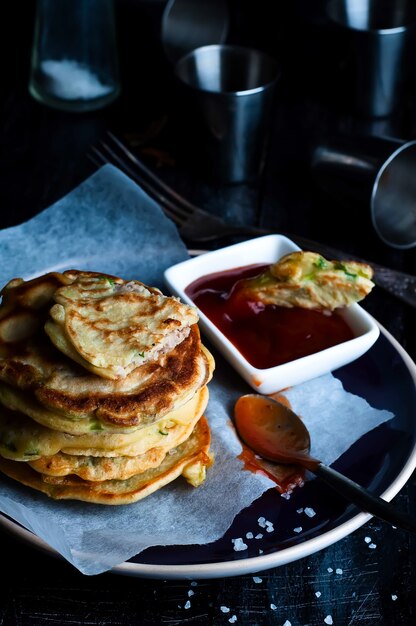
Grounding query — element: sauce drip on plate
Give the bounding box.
[185,264,355,369]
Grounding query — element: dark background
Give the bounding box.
[0,0,415,624]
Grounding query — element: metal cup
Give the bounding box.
[174,44,280,184]
[312,135,416,249]
[327,0,416,118]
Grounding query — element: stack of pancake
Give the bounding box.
[0,270,214,504]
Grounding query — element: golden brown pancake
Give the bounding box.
[0,386,208,460]
[28,394,209,480]
[234,251,374,311]
[0,328,214,429]
[0,269,215,505]
[45,270,199,379]
[28,446,169,481]
[0,416,212,504]
[0,273,70,343]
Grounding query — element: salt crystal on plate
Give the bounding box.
[220,606,230,613]
[255,533,263,539]
[294,527,303,533]
[392,594,398,601]
[232,538,248,551]
[229,615,237,623]
[282,620,292,626]
[335,568,343,575]
[369,543,377,549]
[324,616,333,625]
[327,567,333,573]
[364,536,372,544]
[304,507,316,517]
[246,532,254,539]
[315,591,322,598]
[270,604,277,610]
[253,576,262,583]
[188,590,194,597]
[184,600,191,609]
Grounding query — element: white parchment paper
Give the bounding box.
[0,165,393,575]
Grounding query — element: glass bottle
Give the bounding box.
[29,0,120,112]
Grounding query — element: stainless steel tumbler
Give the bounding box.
[327,0,416,118]
[174,44,280,184]
[312,135,416,249]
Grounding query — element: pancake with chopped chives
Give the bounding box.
[0,328,214,430]
[0,416,212,505]
[0,386,208,461]
[45,270,199,380]
[0,269,215,504]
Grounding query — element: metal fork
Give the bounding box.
[89,132,416,308]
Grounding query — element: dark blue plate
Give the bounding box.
[1,324,415,578]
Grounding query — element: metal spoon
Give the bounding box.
[234,394,416,533]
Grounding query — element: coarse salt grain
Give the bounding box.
[246,532,254,539]
[304,507,316,517]
[283,620,292,626]
[188,590,194,597]
[281,492,291,499]
[40,60,113,100]
[327,567,333,573]
[364,536,371,544]
[392,594,398,601]
[255,533,263,539]
[232,538,248,551]
[324,616,333,625]
[258,517,266,528]
[296,508,304,514]
[191,581,197,586]
[315,591,321,598]
[293,527,303,533]
[184,600,191,609]
[220,606,230,613]
[253,577,262,584]
[259,549,264,554]
[265,521,274,533]
[369,543,377,549]
[229,615,237,623]
[335,568,343,575]
[270,604,277,610]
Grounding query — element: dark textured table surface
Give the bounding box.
[1,1,415,624]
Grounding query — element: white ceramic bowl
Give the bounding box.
[164,235,380,394]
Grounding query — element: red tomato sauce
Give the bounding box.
[185,263,355,369]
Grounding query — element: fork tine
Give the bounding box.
[89,143,188,226]
[106,131,199,216]
[88,150,106,170]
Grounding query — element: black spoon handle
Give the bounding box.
[314,463,416,533]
